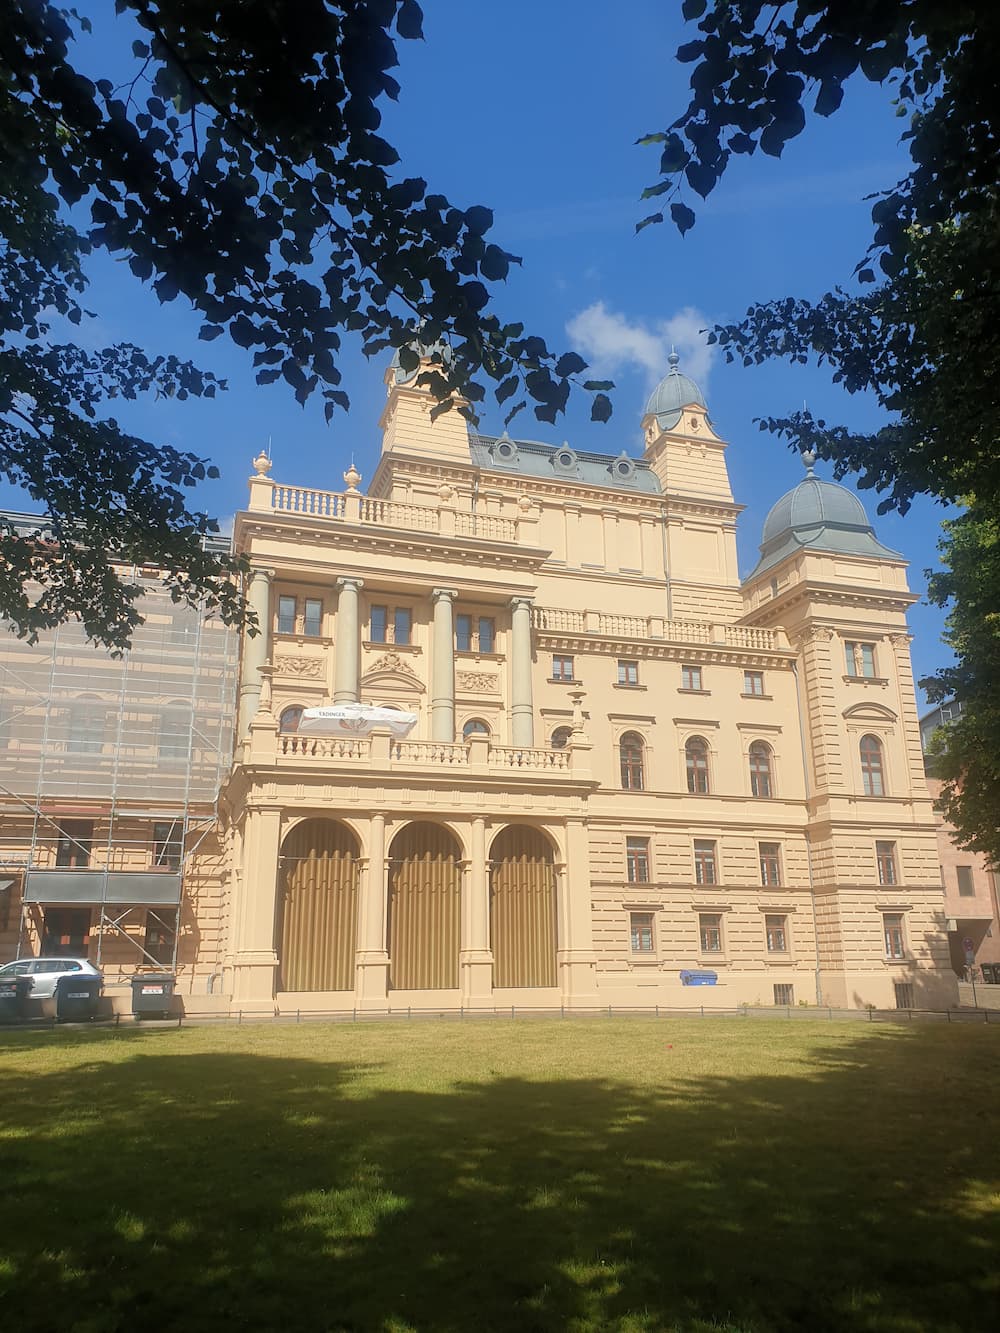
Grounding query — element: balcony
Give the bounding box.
[251,481,531,545]
[531,606,779,651]
[243,728,589,785]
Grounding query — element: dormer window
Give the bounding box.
[610,452,635,482]
[552,446,578,473]
[493,435,518,465]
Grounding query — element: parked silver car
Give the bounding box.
[0,957,102,999]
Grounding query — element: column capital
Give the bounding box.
[432,587,458,603]
[337,576,364,592]
[509,595,534,611]
[249,565,275,582]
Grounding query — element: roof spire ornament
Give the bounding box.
[667,346,680,372]
[252,449,272,476]
[801,449,817,478]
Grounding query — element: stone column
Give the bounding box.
[356,811,389,1008]
[237,567,273,740]
[333,577,363,703]
[509,596,535,747]
[230,805,282,1013]
[430,588,457,741]
[557,817,599,1008]
[461,815,494,1005]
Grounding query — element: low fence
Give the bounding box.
[3,1002,999,1031]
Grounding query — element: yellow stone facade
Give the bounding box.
[216,356,957,1013]
[0,355,957,1012]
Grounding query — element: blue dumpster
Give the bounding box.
[680,969,718,986]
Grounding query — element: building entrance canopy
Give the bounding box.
[299,704,418,737]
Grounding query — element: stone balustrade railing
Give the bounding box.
[267,731,581,777]
[278,735,371,759]
[256,482,525,545]
[531,607,777,651]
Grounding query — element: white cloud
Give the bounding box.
[565,301,715,391]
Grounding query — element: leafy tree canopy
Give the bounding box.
[1,0,603,648]
[639,0,999,511]
[639,1,1000,855]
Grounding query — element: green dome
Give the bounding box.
[644,351,707,430]
[748,456,901,580]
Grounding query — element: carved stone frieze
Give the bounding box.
[274,655,324,679]
[457,670,499,693]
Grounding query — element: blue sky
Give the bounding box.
[5,1,953,702]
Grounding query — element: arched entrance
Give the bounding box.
[490,825,557,988]
[279,818,360,991]
[387,822,462,990]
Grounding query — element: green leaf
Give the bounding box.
[555,352,587,377]
[670,202,696,235]
[591,393,613,423]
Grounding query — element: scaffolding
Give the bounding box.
[0,522,239,976]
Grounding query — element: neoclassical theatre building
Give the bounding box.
[218,353,955,1013]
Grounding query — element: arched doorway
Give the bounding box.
[490,825,557,988]
[279,818,360,991]
[387,822,462,990]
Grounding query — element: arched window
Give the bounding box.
[860,734,885,796]
[158,702,189,760]
[279,706,304,733]
[620,731,644,790]
[550,726,573,750]
[749,741,773,798]
[462,718,490,740]
[685,736,710,794]
[67,695,105,755]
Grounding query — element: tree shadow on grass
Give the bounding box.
[1,1023,998,1333]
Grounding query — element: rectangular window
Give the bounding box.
[883,912,905,959]
[845,641,877,678]
[626,837,650,884]
[681,664,703,691]
[774,983,794,1006]
[55,820,93,869]
[370,605,410,645]
[41,907,91,957]
[552,654,575,681]
[894,981,914,1010]
[765,914,788,953]
[759,842,782,887]
[303,598,323,638]
[143,908,178,966]
[630,911,655,955]
[618,659,639,687]
[277,595,297,635]
[957,865,975,897]
[699,913,722,953]
[694,840,717,886]
[876,841,898,886]
[455,615,495,653]
[743,670,765,696]
[152,821,182,871]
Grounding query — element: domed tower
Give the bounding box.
[641,352,743,620]
[742,453,953,1008]
[377,338,472,472]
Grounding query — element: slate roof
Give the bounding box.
[468,434,662,495]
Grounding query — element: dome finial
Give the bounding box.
[667,346,680,372]
[801,449,816,477]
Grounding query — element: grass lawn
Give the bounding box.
[1,1018,999,1332]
